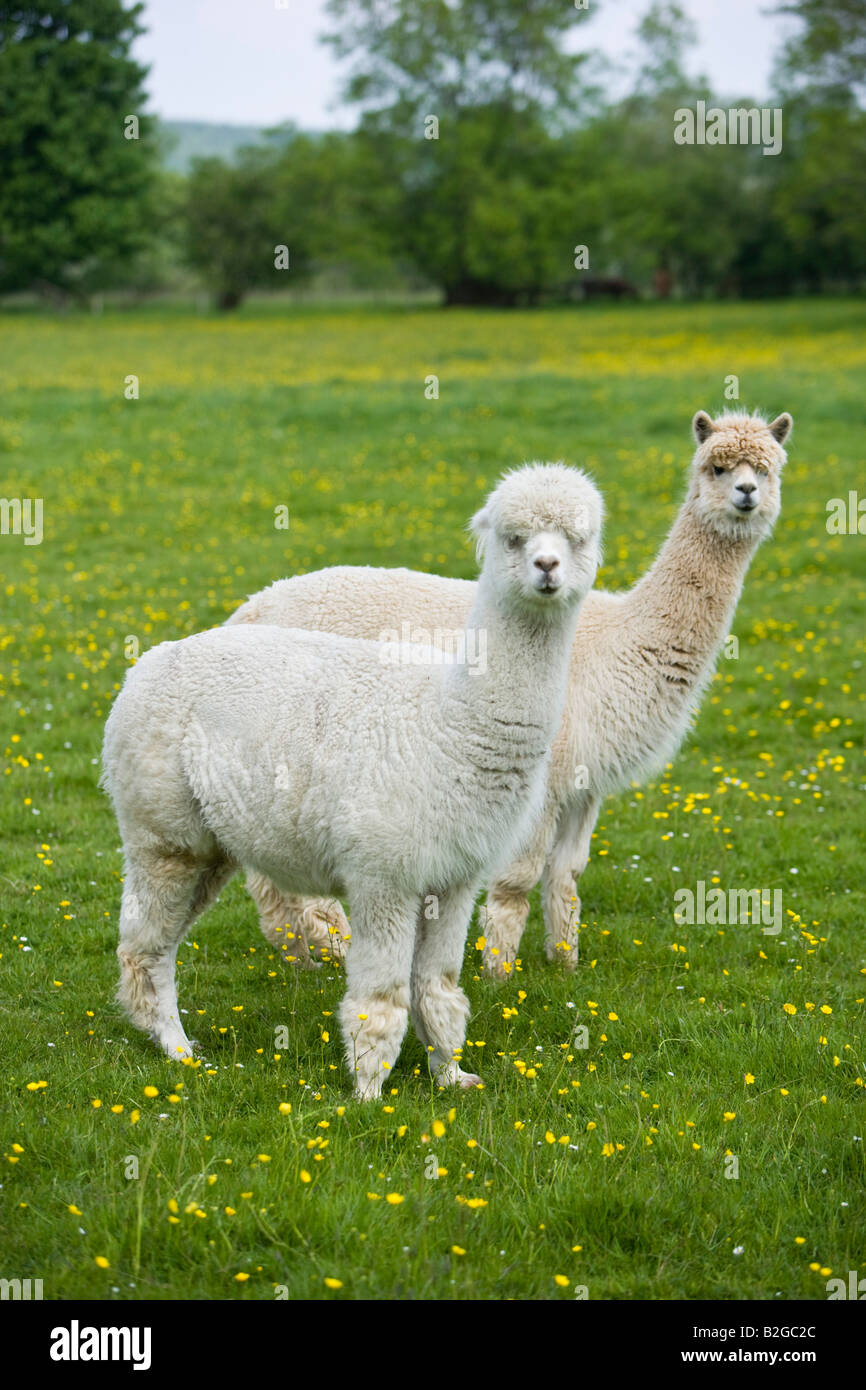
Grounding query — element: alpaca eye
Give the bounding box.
[713,466,725,477]
[506,535,523,550]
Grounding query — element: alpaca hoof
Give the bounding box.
[482,950,513,982]
[316,944,345,968]
[320,929,349,962]
[546,940,579,970]
[281,948,320,971]
[435,1064,483,1089]
[353,1081,383,1102]
[304,911,350,963]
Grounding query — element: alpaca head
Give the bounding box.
[690,409,792,542]
[470,463,603,615]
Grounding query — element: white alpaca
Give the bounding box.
[231,410,792,977]
[102,464,603,1097]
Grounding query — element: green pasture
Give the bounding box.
[1,298,864,1299]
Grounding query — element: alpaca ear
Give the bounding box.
[692,411,714,444]
[469,506,491,560]
[768,412,793,445]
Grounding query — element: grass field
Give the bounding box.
[1,298,864,1301]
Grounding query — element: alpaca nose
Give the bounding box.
[736,481,756,496]
[534,555,560,574]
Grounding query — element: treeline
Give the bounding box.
[1,0,864,308]
[180,93,866,308]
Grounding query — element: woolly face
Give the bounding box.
[471,463,603,614]
[691,410,792,542]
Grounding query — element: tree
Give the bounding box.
[770,105,866,290]
[322,0,594,303]
[184,147,285,310]
[353,101,586,305]
[184,131,398,309]
[0,0,158,298]
[576,3,748,298]
[769,0,866,290]
[773,0,866,106]
[632,1,698,97]
[324,0,588,116]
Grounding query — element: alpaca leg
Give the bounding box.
[339,891,416,1101]
[480,804,557,980]
[478,822,553,989]
[542,795,600,969]
[294,896,350,963]
[247,872,348,967]
[117,849,233,1058]
[411,884,480,1090]
[480,879,531,982]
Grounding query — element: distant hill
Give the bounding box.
[157,120,288,173]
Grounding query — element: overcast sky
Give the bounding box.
[135,0,794,128]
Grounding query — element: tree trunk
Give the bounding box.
[445,278,518,307]
[216,287,244,311]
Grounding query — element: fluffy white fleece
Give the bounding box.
[231,410,792,977]
[102,464,603,1097]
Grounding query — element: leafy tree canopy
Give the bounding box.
[0,0,158,296]
[323,0,591,116]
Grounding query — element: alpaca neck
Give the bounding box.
[444,573,579,746]
[623,482,762,679]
